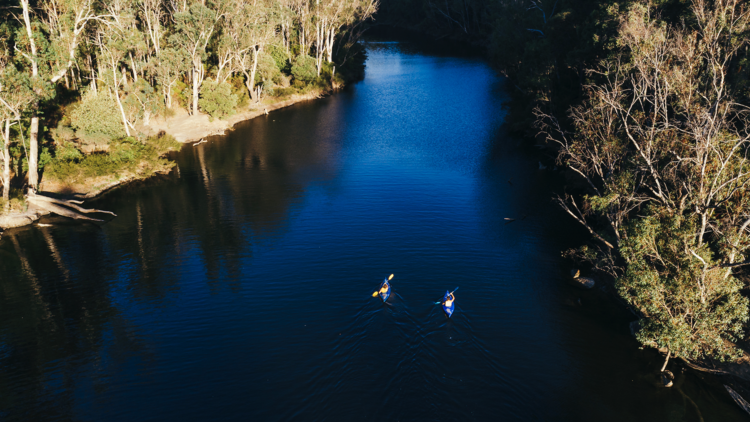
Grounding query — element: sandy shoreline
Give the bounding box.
[0,90,327,231]
[147,91,323,143]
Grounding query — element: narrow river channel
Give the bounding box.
[0,39,746,421]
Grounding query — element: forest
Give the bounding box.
[380,0,750,371]
[0,0,376,209]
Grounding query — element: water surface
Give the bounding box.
[0,40,745,421]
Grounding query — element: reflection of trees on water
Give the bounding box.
[159,107,341,287]
[0,104,341,419]
[0,228,148,421]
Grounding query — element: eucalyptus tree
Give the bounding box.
[135,0,164,54]
[537,0,750,365]
[224,0,279,102]
[170,0,226,115]
[0,44,34,201]
[0,68,35,202]
[94,0,137,136]
[155,47,188,108]
[289,0,311,56]
[278,0,295,55]
[15,0,103,191]
[0,36,13,202]
[213,29,235,84]
[312,0,377,75]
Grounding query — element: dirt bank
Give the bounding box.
[0,91,328,231]
[147,91,322,143]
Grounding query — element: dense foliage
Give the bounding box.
[70,89,127,145]
[291,55,318,83]
[0,0,378,199]
[199,80,237,120]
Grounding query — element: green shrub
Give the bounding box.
[291,55,317,83]
[50,123,75,143]
[38,147,52,171]
[55,141,83,162]
[272,87,296,98]
[199,80,238,120]
[75,131,111,148]
[267,44,291,74]
[69,89,126,142]
[256,52,281,85]
[123,79,160,125]
[230,75,250,109]
[44,134,179,185]
[145,132,181,152]
[109,138,139,163]
[260,80,274,97]
[174,80,191,109]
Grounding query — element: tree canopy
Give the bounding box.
[0,0,377,199]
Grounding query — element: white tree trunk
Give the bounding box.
[327,26,335,62]
[29,114,39,190]
[112,63,132,137]
[2,119,10,201]
[21,0,39,191]
[315,20,324,76]
[165,82,173,108]
[248,47,261,103]
[300,21,307,56]
[283,22,290,54]
[660,349,670,372]
[129,52,139,83]
[192,60,202,115]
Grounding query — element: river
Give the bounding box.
[0,39,746,421]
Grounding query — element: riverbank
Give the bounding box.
[0,88,330,231]
[147,91,324,143]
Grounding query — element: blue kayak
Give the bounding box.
[379,279,391,302]
[442,290,455,318]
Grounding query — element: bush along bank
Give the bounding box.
[377,0,750,386]
[0,0,376,226]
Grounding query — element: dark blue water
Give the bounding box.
[0,41,745,421]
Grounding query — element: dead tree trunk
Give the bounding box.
[660,349,670,372]
[26,191,116,223]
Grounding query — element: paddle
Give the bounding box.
[372,274,394,297]
[434,287,459,304]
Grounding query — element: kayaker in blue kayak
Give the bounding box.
[443,292,455,308]
[371,274,394,301]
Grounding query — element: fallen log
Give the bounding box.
[24,192,115,224]
[681,358,732,375]
[28,193,116,216]
[26,197,105,223]
[0,212,42,229]
[725,385,750,416]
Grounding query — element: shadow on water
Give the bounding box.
[0,37,747,421]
